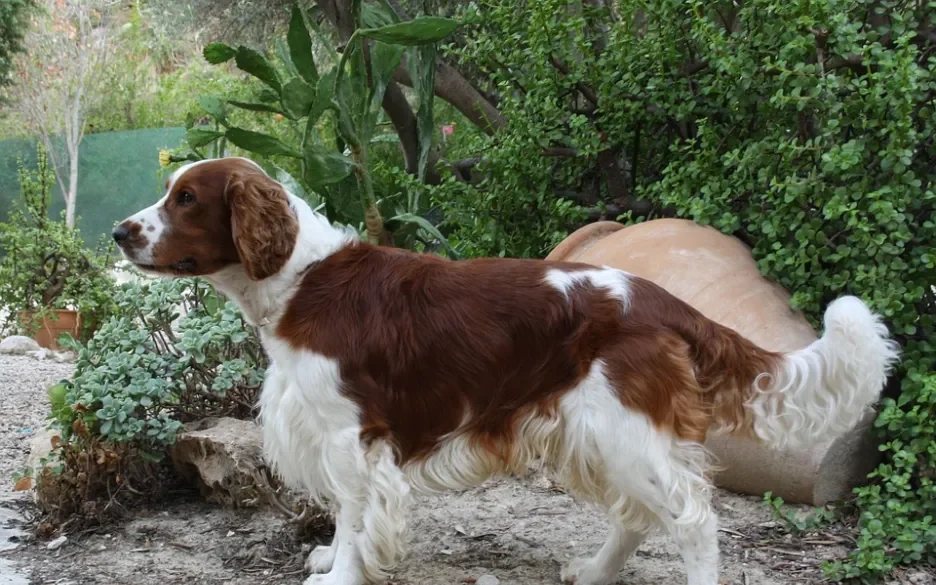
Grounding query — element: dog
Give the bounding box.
[114,157,898,585]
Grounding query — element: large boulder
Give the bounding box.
[546,219,880,505]
[169,417,272,509]
[0,336,40,355]
[169,417,313,519]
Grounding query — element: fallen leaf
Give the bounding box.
[14,476,32,491]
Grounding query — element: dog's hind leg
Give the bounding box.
[555,360,718,585]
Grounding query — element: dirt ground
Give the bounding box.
[0,355,933,585]
[3,474,933,585]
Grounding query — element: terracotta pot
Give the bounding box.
[546,218,881,505]
[19,309,81,350]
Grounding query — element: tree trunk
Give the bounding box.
[65,152,79,228]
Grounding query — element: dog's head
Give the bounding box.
[113,157,299,281]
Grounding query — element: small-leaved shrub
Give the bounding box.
[425,0,934,579]
[58,276,266,449]
[764,492,841,536]
[0,147,118,341]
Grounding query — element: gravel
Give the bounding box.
[0,355,75,496]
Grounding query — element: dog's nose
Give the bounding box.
[112,224,130,243]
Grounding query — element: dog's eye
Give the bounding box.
[177,191,195,206]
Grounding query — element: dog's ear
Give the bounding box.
[226,168,298,281]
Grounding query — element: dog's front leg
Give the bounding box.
[304,438,410,585]
[304,500,367,585]
[305,500,340,574]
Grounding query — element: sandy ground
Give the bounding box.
[1,355,933,585]
[2,480,863,585]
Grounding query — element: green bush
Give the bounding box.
[627,3,935,577]
[423,0,934,579]
[34,276,266,522]
[0,146,117,341]
[57,277,266,451]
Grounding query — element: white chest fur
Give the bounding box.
[257,339,365,504]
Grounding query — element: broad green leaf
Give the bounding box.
[47,383,67,410]
[275,38,299,78]
[347,40,368,135]
[257,89,280,103]
[281,77,317,120]
[358,17,459,46]
[235,46,282,93]
[303,147,356,188]
[308,68,338,127]
[275,167,315,204]
[364,1,398,27]
[407,44,436,182]
[198,96,226,120]
[186,126,224,148]
[225,128,301,158]
[227,100,284,115]
[255,160,319,208]
[332,50,362,147]
[331,37,366,137]
[288,5,318,84]
[362,41,404,141]
[389,212,458,258]
[203,42,236,64]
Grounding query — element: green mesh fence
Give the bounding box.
[0,127,185,247]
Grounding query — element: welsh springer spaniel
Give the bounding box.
[114,157,898,585]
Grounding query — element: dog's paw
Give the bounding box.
[560,556,617,585]
[305,544,336,573]
[302,572,364,585]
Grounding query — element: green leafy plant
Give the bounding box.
[56,277,266,449]
[31,276,268,522]
[412,0,935,579]
[0,145,117,342]
[764,492,840,535]
[175,5,460,254]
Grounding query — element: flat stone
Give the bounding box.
[27,428,60,473]
[169,417,269,508]
[53,351,77,363]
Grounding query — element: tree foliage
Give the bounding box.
[5,0,120,227]
[0,0,34,89]
[409,0,934,579]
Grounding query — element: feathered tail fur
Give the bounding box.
[670,295,900,449]
[743,296,899,448]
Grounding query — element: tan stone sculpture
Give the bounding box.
[546,218,880,505]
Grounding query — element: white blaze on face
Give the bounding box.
[121,193,168,264]
[117,159,215,265]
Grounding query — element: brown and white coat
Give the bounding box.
[114,158,899,585]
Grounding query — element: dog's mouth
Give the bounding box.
[132,257,197,275]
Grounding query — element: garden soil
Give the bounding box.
[1,355,933,585]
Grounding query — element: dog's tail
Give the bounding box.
[655,286,900,449]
